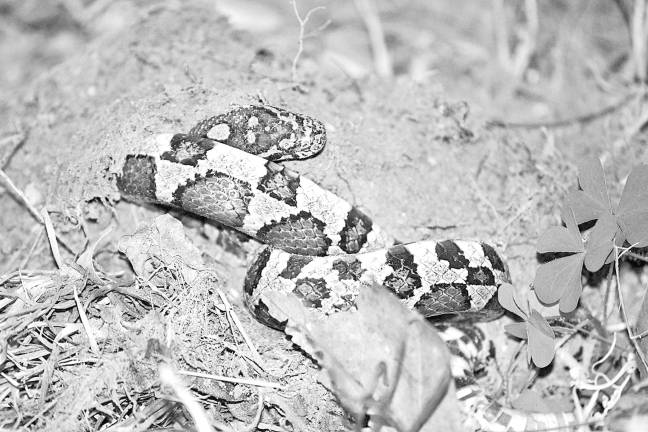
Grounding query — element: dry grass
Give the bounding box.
[0,201,282,430]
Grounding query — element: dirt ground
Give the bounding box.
[1,1,647,431]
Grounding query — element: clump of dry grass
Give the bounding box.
[0,202,278,431]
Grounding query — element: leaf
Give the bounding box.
[536,226,584,254]
[497,283,526,320]
[564,207,585,242]
[584,212,617,272]
[537,209,584,254]
[526,291,561,316]
[389,319,456,432]
[533,253,584,307]
[528,309,554,339]
[577,157,611,210]
[617,164,648,247]
[505,322,528,339]
[563,157,612,225]
[559,272,584,313]
[527,310,555,368]
[562,190,607,225]
[264,284,462,431]
[618,211,648,247]
[534,211,587,313]
[501,289,556,366]
[615,230,627,248]
[118,214,205,283]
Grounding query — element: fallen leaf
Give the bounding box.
[261,283,462,432]
[76,225,113,283]
[118,214,205,284]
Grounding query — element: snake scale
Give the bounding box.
[117,105,577,431]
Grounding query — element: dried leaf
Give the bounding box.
[118,214,205,283]
[533,253,584,308]
[76,225,113,283]
[384,319,455,432]
[262,284,462,431]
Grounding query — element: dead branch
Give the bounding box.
[290,0,330,85]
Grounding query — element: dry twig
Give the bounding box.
[487,92,638,130]
[213,287,266,371]
[177,369,283,389]
[290,0,330,85]
[0,130,26,167]
[0,169,75,255]
[160,364,215,432]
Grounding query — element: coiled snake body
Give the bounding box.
[118,105,576,431]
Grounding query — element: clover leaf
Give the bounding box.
[534,159,648,313]
[565,158,648,258]
[498,283,555,368]
[534,209,585,313]
[562,157,619,269]
[616,164,648,248]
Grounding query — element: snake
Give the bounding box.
[117,105,578,431]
